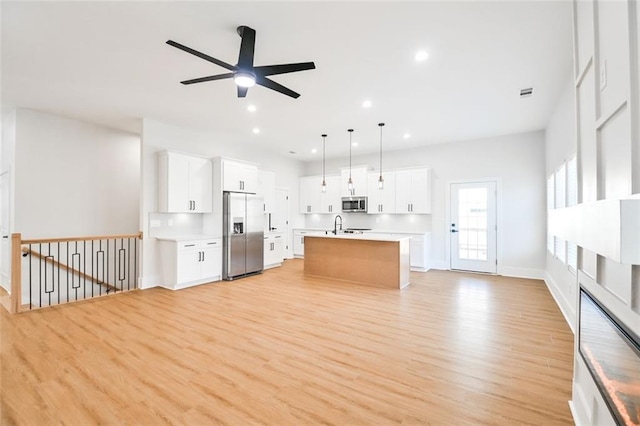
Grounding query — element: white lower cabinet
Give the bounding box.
[408,233,431,271]
[365,232,431,271]
[293,230,325,257]
[158,238,222,289]
[264,233,284,269]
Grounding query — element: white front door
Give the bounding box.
[274,188,290,258]
[0,171,11,291]
[450,181,497,273]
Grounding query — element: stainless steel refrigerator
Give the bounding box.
[223,192,264,280]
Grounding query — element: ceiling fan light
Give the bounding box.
[234,72,256,88]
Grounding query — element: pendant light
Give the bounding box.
[321,134,327,193]
[347,129,354,194]
[378,123,385,190]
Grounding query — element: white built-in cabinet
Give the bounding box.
[299,166,431,214]
[264,233,284,269]
[292,230,326,257]
[222,159,258,193]
[394,168,431,214]
[257,170,276,213]
[299,176,322,213]
[320,175,341,214]
[157,238,222,289]
[367,172,396,213]
[340,166,368,197]
[157,151,212,213]
[299,175,341,214]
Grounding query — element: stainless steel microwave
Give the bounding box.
[342,196,367,212]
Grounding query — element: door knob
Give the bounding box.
[450,229,459,233]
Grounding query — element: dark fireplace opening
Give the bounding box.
[579,288,640,425]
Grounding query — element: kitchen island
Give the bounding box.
[304,234,411,289]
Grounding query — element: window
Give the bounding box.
[567,156,577,206]
[555,163,566,209]
[567,242,578,272]
[555,237,566,263]
[547,173,555,210]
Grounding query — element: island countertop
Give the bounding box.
[304,234,411,289]
[305,233,411,242]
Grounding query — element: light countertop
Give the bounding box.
[305,233,411,242]
[156,235,220,242]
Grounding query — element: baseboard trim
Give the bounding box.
[568,400,584,426]
[544,271,576,334]
[498,266,545,280]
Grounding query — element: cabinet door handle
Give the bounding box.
[202,251,205,262]
[184,244,196,248]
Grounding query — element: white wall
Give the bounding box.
[140,118,305,288]
[13,109,140,237]
[303,130,547,277]
[544,76,578,330]
[560,1,640,424]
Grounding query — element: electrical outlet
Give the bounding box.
[600,60,607,91]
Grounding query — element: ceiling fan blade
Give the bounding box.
[255,75,300,99]
[254,62,316,77]
[166,40,235,71]
[237,86,248,98]
[236,26,256,71]
[180,73,234,85]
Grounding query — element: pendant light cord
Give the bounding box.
[322,134,326,181]
[348,129,353,181]
[379,123,384,178]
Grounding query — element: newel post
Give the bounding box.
[11,233,21,313]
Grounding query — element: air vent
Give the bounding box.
[520,87,533,97]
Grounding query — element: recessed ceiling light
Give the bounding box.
[415,50,429,62]
[247,104,257,112]
[362,100,372,108]
[352,142,358,147]
[252,128,260,134]
[311,148,317,154]
[403,133,411,139]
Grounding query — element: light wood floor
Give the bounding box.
[1,259,574,425]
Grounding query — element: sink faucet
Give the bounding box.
[333,215,343,235]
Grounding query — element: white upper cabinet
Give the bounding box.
[320,175,341,214]
[299,175,340,214]
[222,159,258,193]
[158,151,212,213]
[257,170,276,213]
[367,171,396,213]
[394,168,431,214]
[340,166,369,197]
[299,176,321,214]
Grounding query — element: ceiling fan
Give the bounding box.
[167,26,316,99]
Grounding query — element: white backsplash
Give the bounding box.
[148,212,204,237]
[303,213,431,233]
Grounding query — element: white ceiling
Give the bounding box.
[1,1,573,162]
